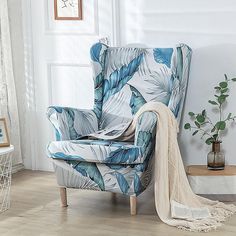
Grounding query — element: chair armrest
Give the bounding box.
[134,111,157,158]
[47,106,98,141]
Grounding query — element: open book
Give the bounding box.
[171,200,210,220]
[88,122,132,140]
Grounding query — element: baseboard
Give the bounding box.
[12,163,25,174]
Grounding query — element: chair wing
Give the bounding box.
[99,44,192,129]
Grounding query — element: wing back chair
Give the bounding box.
[47,42,192,215]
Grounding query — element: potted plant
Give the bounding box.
[184,75,236,170]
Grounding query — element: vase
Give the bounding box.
[207,141,225,170]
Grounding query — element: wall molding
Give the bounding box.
[21,0,38,170]
[129,28,236,36]
[133,9,236,15]
[111,0,121,46]
[47,62,91,105]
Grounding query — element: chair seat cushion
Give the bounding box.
[48,139,145,164]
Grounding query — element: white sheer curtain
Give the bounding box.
[0,0,22,164]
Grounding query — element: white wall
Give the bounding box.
[21,0,118,170]
[20,0,236,170]
[119,0,236,165]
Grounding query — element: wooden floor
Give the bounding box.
[1,171,236,236]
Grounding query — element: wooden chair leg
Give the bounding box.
[130,196,137,215]
[60,187,68,207]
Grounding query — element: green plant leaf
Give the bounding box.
[188,112,195,117]
[232,78,236,82]
[221,88,228,93]
[227,113,232,120]
[213,134,218,140]
[219,81,228,88]
[214,86,221,90]
[217,95,226,104]
[208,100,218,105]
[205,137,214,145]
[211,126,216,133]
[184,123,191,129]
[196,114,205,123]
[194,121,200,128]
[202,109,206,116]
[216,121,226,130]
[224,74,228,81]
[192,130,198,136]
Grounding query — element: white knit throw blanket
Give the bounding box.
[116,102,236,232]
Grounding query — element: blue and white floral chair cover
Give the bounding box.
[47,42,192,214]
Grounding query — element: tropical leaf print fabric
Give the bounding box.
[47,106,98,141]
[64,160,151,195]
[153,48,173,68]
[48,140,143,164]
[100,44,192,128]
[47,110,157,196]
[90,43,108,120]
[47,42,192,196]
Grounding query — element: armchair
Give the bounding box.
[47,42,192,215]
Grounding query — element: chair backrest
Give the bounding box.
[90,43,192,129]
